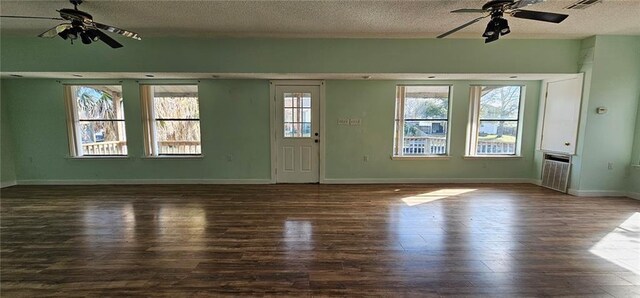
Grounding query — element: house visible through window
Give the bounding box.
[64,85,127,157]
[394,85,451,157]
[467,85,523,156]
[141,85,201,156]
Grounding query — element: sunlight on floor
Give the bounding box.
[589,212,640,275]
[401,188,477,206]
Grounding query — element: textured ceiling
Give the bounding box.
[1,0,639,39]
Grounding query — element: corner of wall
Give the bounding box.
[1,79,18,187]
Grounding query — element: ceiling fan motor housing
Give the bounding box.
[482,0,516,11]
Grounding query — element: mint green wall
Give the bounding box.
[325,80,540,180]
[629,98,640,195]
[4,35,640,192]
[566,37,596,191]
[2,78,540,182]
[0,37,580,74]
[2,79,271,182]
[1,87,17,185]
[576,36,640,192]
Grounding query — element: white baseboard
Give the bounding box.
[0,180,17,188]
[567,188,630,198]
[17,179,273,185]
[626,192,640,200]
[531,179,543,186]
[322,178,537,184]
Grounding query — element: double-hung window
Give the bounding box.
[141,85,202,156]
[394,85,451,157]
[64,85,127,157]
[467,85,523,156]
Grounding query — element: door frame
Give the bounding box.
[269,80,326,184]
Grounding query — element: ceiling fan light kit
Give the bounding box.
[438,0,570,43]
[0,0,141,49]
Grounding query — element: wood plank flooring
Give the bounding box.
[1,184,639,297]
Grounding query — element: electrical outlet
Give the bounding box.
[337,118,349,125]
[349,118,362,126]
[226,154,233,162]
[363,155,369,162]
[607,162,613,170]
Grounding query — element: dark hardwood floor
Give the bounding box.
[1,184,639,297]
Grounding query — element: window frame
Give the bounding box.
[64,84,128,157]
[393,84,452,158]
[466,85,525,157]
[140,84,202,157]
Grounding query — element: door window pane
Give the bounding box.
[283,92,312,138]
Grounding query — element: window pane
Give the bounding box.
[155,121,201,154]
[476,120,518,155]
[402,120,448,155]
[302,96,311,108]
[78,121,127,155]
[301,123,311,137]
[283,92,312,138]
[284,123,295,138]
[302,108,311,123]
[284,108,294,122]
[479,86,521,120]
[72,85,123,120]
[403,86,449,120]
[153,85,199,119]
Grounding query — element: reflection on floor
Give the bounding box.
[1,184,639,296]
[590,212,640,275]
[401,188,477,206]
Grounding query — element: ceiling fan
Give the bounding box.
[0,0,141,48]
[437,0,569,43]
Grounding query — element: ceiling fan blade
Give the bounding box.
[94,30,123,48]
[451,8,487,13]
[511,0,546,9]
[38,23,71,38]
[511,9,569,23]
[1,15,64,20]
[94,22,141,40]
[437,16,488,39]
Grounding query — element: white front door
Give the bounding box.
[275,85,320,183]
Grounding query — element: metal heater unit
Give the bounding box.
[541,153,571,193]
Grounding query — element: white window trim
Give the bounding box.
[466,85,525,158]
[393,84,452,158]
[140,84,202,157]
[64,84,127,157]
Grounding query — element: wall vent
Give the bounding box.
[565,0,601,9]
[541,153,571,193]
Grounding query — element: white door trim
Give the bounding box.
[269,80,325,184]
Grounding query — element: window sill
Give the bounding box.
[141,155,204,159]
[463,155,523,160]
[391,155,450,160]
[66,156,130,160]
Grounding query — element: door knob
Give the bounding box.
[315,132,319,136]
[314,139,319,143]
[564,142,571,146]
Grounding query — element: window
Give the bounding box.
[284,92,312,138]
[64,85,127,157]
[467,85,523,156]
[393,85,450,157]
[141,85,201,156]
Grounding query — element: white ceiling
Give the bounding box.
[1,0,639,39]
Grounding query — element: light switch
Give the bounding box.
[337,118,349,125]
[349,118,362,126]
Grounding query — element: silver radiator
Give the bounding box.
[542,153,571,193]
